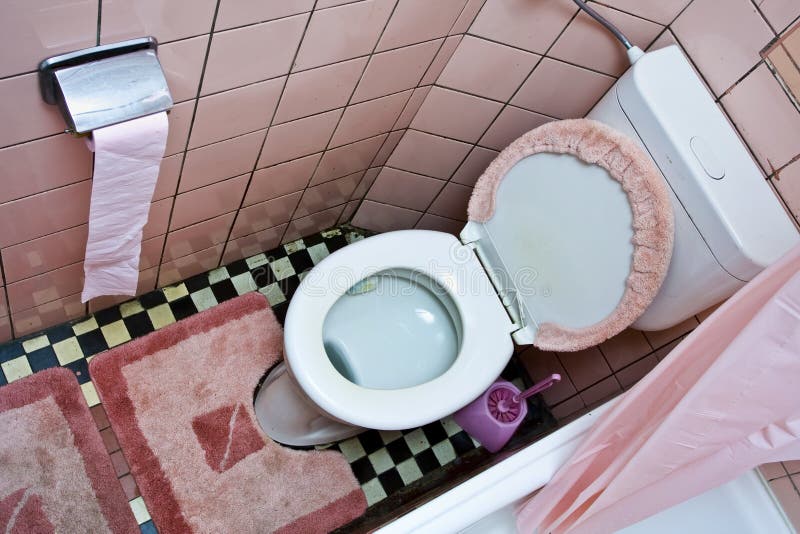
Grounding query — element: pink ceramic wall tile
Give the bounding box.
[760,462,789,480]
[294,172,362,217]
[180,130,265,192]
[768,478,800,529]
[338,200,361,224]
[773,159,800,219]
[437,36,539,101]
[101,0,216,43]
[370,132,401,168]
[139,234,166,271]
[11,293,85,337]
[352,40,442,103]
[420,35,462,86]
[479,106,554,151]
[721,63,800,171]
[415,213,463,235]
[216,0,314,31]
[311,134,388,185]
[377,0,467,51]
[410,86,502,143]
[672,0,774,96]
[451,146,499,186]
[579,375,622,406]
[153,154,182,201]
[518,347,578,406]
[230,191,303,239]
[222,223,287,264]
[201,14,308,95]
[0,180,91,248]
[1,225,88,283]
[143,198,172,240]
[6,261,84,313]
[283,206,345,243]
[0,134,92,204]
[245,154,321,206]
[367,167,445,210]
[0,0,97,78]
[557,346,612,390]
[393,86,433,129]
[469,0,577,54]
[157,244,224,287]
[386,130,471,179]
[171,174,249,230]
[643,315,699,349]
[757,0,800,32]
[0,316,9,343]
[87,267,158,313]
[259,109,342,168]
[352,167,382,199]
[0,295,7,322]
[189,78,283,148]
[158,36,208,103]
[294,0,395,71]
[550,395,587,421]
[549,4,663,76]
[331,91,412,147]
[0,73,65,148]
[164,100,194,156]
[595,0,691,25]
[615,355,659,389]
[274,57,367,123]
[599,328,653,371]
[427,182,472,220]
[351,200,422,232]
[450,0,487,34]
[512,58,616,119]
[163,212,236,262]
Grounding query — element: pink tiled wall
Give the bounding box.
[353,0,800,238]
[0,0,487,339]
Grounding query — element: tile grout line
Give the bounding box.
[273,0,404,245]
[218,2,321,264]
[408,6,584,220]
[350,1,486,225]
[153,0,224,288]
[343,21,469,223]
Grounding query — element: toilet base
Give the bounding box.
[254,362,363,446]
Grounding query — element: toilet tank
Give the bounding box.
[587,45,799,331]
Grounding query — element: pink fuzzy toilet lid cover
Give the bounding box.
[468,119,674,351]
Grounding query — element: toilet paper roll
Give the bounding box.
[81,112,169,302]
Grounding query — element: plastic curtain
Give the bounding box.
[517,244,800,534]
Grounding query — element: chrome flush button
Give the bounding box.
[690,136,725,179]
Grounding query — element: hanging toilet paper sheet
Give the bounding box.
[81,112,168,302]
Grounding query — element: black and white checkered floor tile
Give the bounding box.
[0,225,554,532]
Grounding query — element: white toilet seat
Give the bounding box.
[283,230,516,430]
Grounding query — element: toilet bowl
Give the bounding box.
[255,46,799,447]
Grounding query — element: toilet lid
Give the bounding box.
[464,119,674,351]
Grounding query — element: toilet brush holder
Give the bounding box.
[453,374,560,453]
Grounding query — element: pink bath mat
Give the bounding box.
[90,292,366,533]
[0,367,138,533]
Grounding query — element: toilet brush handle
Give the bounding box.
[513,374,561,403]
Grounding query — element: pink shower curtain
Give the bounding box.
[517,244,800,534]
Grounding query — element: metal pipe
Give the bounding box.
[571,0,633,50]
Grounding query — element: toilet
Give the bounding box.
[255,46,799,447]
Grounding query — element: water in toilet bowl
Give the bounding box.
[322,269,462,390]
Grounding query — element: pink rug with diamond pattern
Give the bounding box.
[0,367,138,533]
[90,292,366,533]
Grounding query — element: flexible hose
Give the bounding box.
[571,0,633,50]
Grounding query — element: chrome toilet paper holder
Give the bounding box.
[38,36,173,136]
